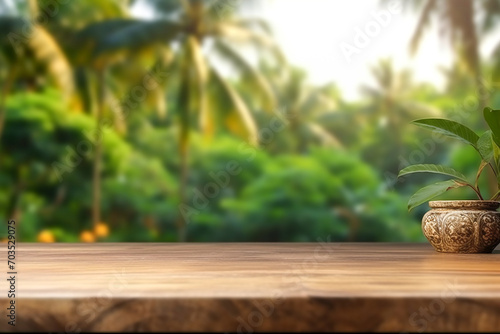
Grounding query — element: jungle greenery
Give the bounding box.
[1,0,500,242]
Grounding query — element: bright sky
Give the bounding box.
[132,0,499,102]
[250,0,481,101]
[251,0,451,101]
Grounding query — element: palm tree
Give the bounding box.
[0,0,171,230]
[0,0,75,222]
[5,0,152,231]
[39,0,135,231]
[408,0,500,108]
[0,17,73,143]
[259,65,342,153]
[41,0,176,232]
[69,0,281,240]
[360,59,439,176]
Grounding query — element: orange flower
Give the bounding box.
[37,230,55,243]
[80,230,95,243]
[94,223,109,238]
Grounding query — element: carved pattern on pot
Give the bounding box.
[443,212,475,249]
[481,213,500,247]
[422,213,441,249]
[422,202,500,253]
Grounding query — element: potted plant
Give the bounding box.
[398,107,500,253]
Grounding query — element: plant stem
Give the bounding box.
[488,162,497,177]
[475,161,488,190]
[467,184,484,200]
[491,189,500,201]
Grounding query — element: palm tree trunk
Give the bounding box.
[289,110,302,153]
[0,66,16,145]
[175,49,191,242]
[6,168,22,222]
[92,69,105,228]
[177,126,189,242]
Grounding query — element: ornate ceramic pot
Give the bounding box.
[422,201,500,253]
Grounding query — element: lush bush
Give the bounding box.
[186,145,423,242]
[0,91,429,242]
[1,91,178,241]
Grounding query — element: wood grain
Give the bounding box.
[1,243,500,332]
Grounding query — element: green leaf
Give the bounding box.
[408,180,466,212]
[398,164,469,184]
[483,107,500,148]
[412,118,479,148]
[478,130,495,162]
[477,130,500,179]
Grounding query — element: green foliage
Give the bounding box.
[0,73,438,242]
[4,1,500,243]
[399,109,500,210]
[217,148,421,242]
[0,91,177,241]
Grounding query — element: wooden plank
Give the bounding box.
[1,243,500,332]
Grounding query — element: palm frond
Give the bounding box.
[306,122,343,148]
[187,36,211,135]
[0,17,74,99]
[74,18,184,63]
[211,67,257,144]
[212,21,273,45]
[233,18,273,35]
[30,25,74,98]
[213,38,275,110]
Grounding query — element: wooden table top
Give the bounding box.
[2,242,500,332]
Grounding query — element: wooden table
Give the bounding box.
[1,243,500,332]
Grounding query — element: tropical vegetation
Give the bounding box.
[2,0,500,242]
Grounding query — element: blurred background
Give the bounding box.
[1,0,500,242]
